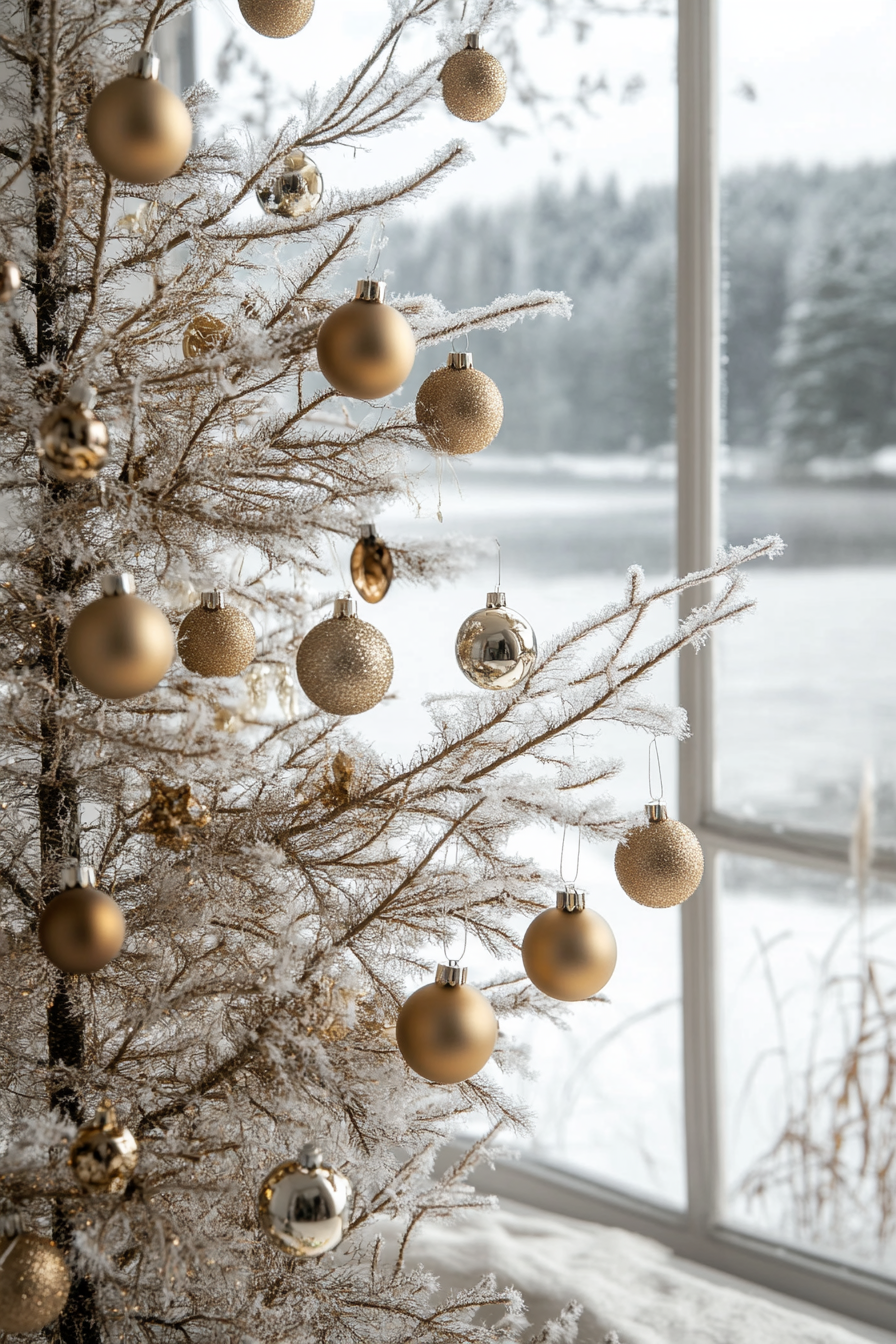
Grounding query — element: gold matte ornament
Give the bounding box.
[85,52,192,185]
[440,34,507,123]
[182,314,230,360]
[239,0,314,38]
[295,596,393,715]
[0,1228,70,1334]
[522,889,617,1001]
[38,384,109,482]
[396,963,498,1084]
[416,353,504,456]
[70,1104,139,1193]
[614,804,705,908]
[350,527,394,603]
[178,591,256,677]
[316,280,416,401]
[65,573,174,700]
[37,862,126,975]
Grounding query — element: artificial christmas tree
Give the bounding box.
[0,1,780,1341]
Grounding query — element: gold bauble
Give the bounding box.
[258,1144,353,1258]
[440,36,507,123]
[416,353,504,456]
[350,528,393,603]
[0,1231,70,1334]
[38,863,125,975]
[295,596,393,715]
[522,889,617,1002]
[39,385,109,482]
[178,591,256,677]
[70,1104,139,1193]
[65,573,174,700]
[396,964,498,1084]
[239,0,314,38]
[0,258,21,304]
[316,280,416,401]
[85,59,192,185]
[182,314,230,360]
[455,589,537,690]
[614,804,705,908]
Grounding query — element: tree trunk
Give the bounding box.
[29,1,103,1338]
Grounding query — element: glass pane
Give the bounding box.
[720,852,896,1276]
[195,4,683,1204]
[716,0,896,836]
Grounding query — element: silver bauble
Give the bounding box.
[455,589,537,690]
[258,1143,353,1258]
[256,150,323,218]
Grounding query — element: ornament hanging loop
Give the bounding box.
[494,537,501,591]
[451,329,471,355]
[442,835,469,965]
[366,217,387,281]
[559,822,581,887]
[648,736,665,803]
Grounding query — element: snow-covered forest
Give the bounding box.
[392,161,896,469]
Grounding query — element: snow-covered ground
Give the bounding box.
[330,454,896,1274]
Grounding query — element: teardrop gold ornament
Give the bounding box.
[350,527,394,604]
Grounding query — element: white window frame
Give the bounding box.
[477,2,896,1333]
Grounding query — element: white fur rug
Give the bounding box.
[407,1203,882,1344]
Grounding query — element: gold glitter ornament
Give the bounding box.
[70,1103,139,1193]
[239,0,314,37]
[137,778,210,850]
[37,860,126,975]
[614,803,704,908]
[416,352,503,456]
[85,49,192,185]
[0,1217,70,1334]
[38,381,109,482]
[0,258,21,304]
[522,887,617,1002]
[440,33,507,123]
[455,588,537,690]
[256,149,323,217]
[350,525,393,603]
[65,573,174,700]
[178,590,256,677]
[396,961,498,1084]
[182,314,230,359]
[258,1143,353,1258]
[316,279,416,401]
[295,595,393,715]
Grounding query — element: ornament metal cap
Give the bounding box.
[127,48,161,80]
[299,1142,324,1170]
[447,351,473,370]
[200,589,226,610]
[556,886,586,912]
[485,591,506,610]
[646,802,669,822]
[59,859,97,890]
[0,1211,24,1238]
[360,522,377,539]
[435,960,468,987]
[101,572,136,597]
[332,594,356,618]
[465,31,482,49]
[88,1101,120,1130]
[354,279,386,303]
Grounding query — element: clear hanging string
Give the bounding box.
[366,218,387,280]
[648,736,665,803]
[559,822,581,889]
[442,834,468,962]
[493,537,501,590]
[451,329,471,354]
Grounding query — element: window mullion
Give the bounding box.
[676,0,722,1236]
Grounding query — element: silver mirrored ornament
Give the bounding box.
[455,590,537,690]
[256,150,323,218]
[69,1103,139,1193]
[257,1142,353,1258]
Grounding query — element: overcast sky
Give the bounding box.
[194,0,896,217]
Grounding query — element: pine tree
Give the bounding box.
[0,1,778,1340]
